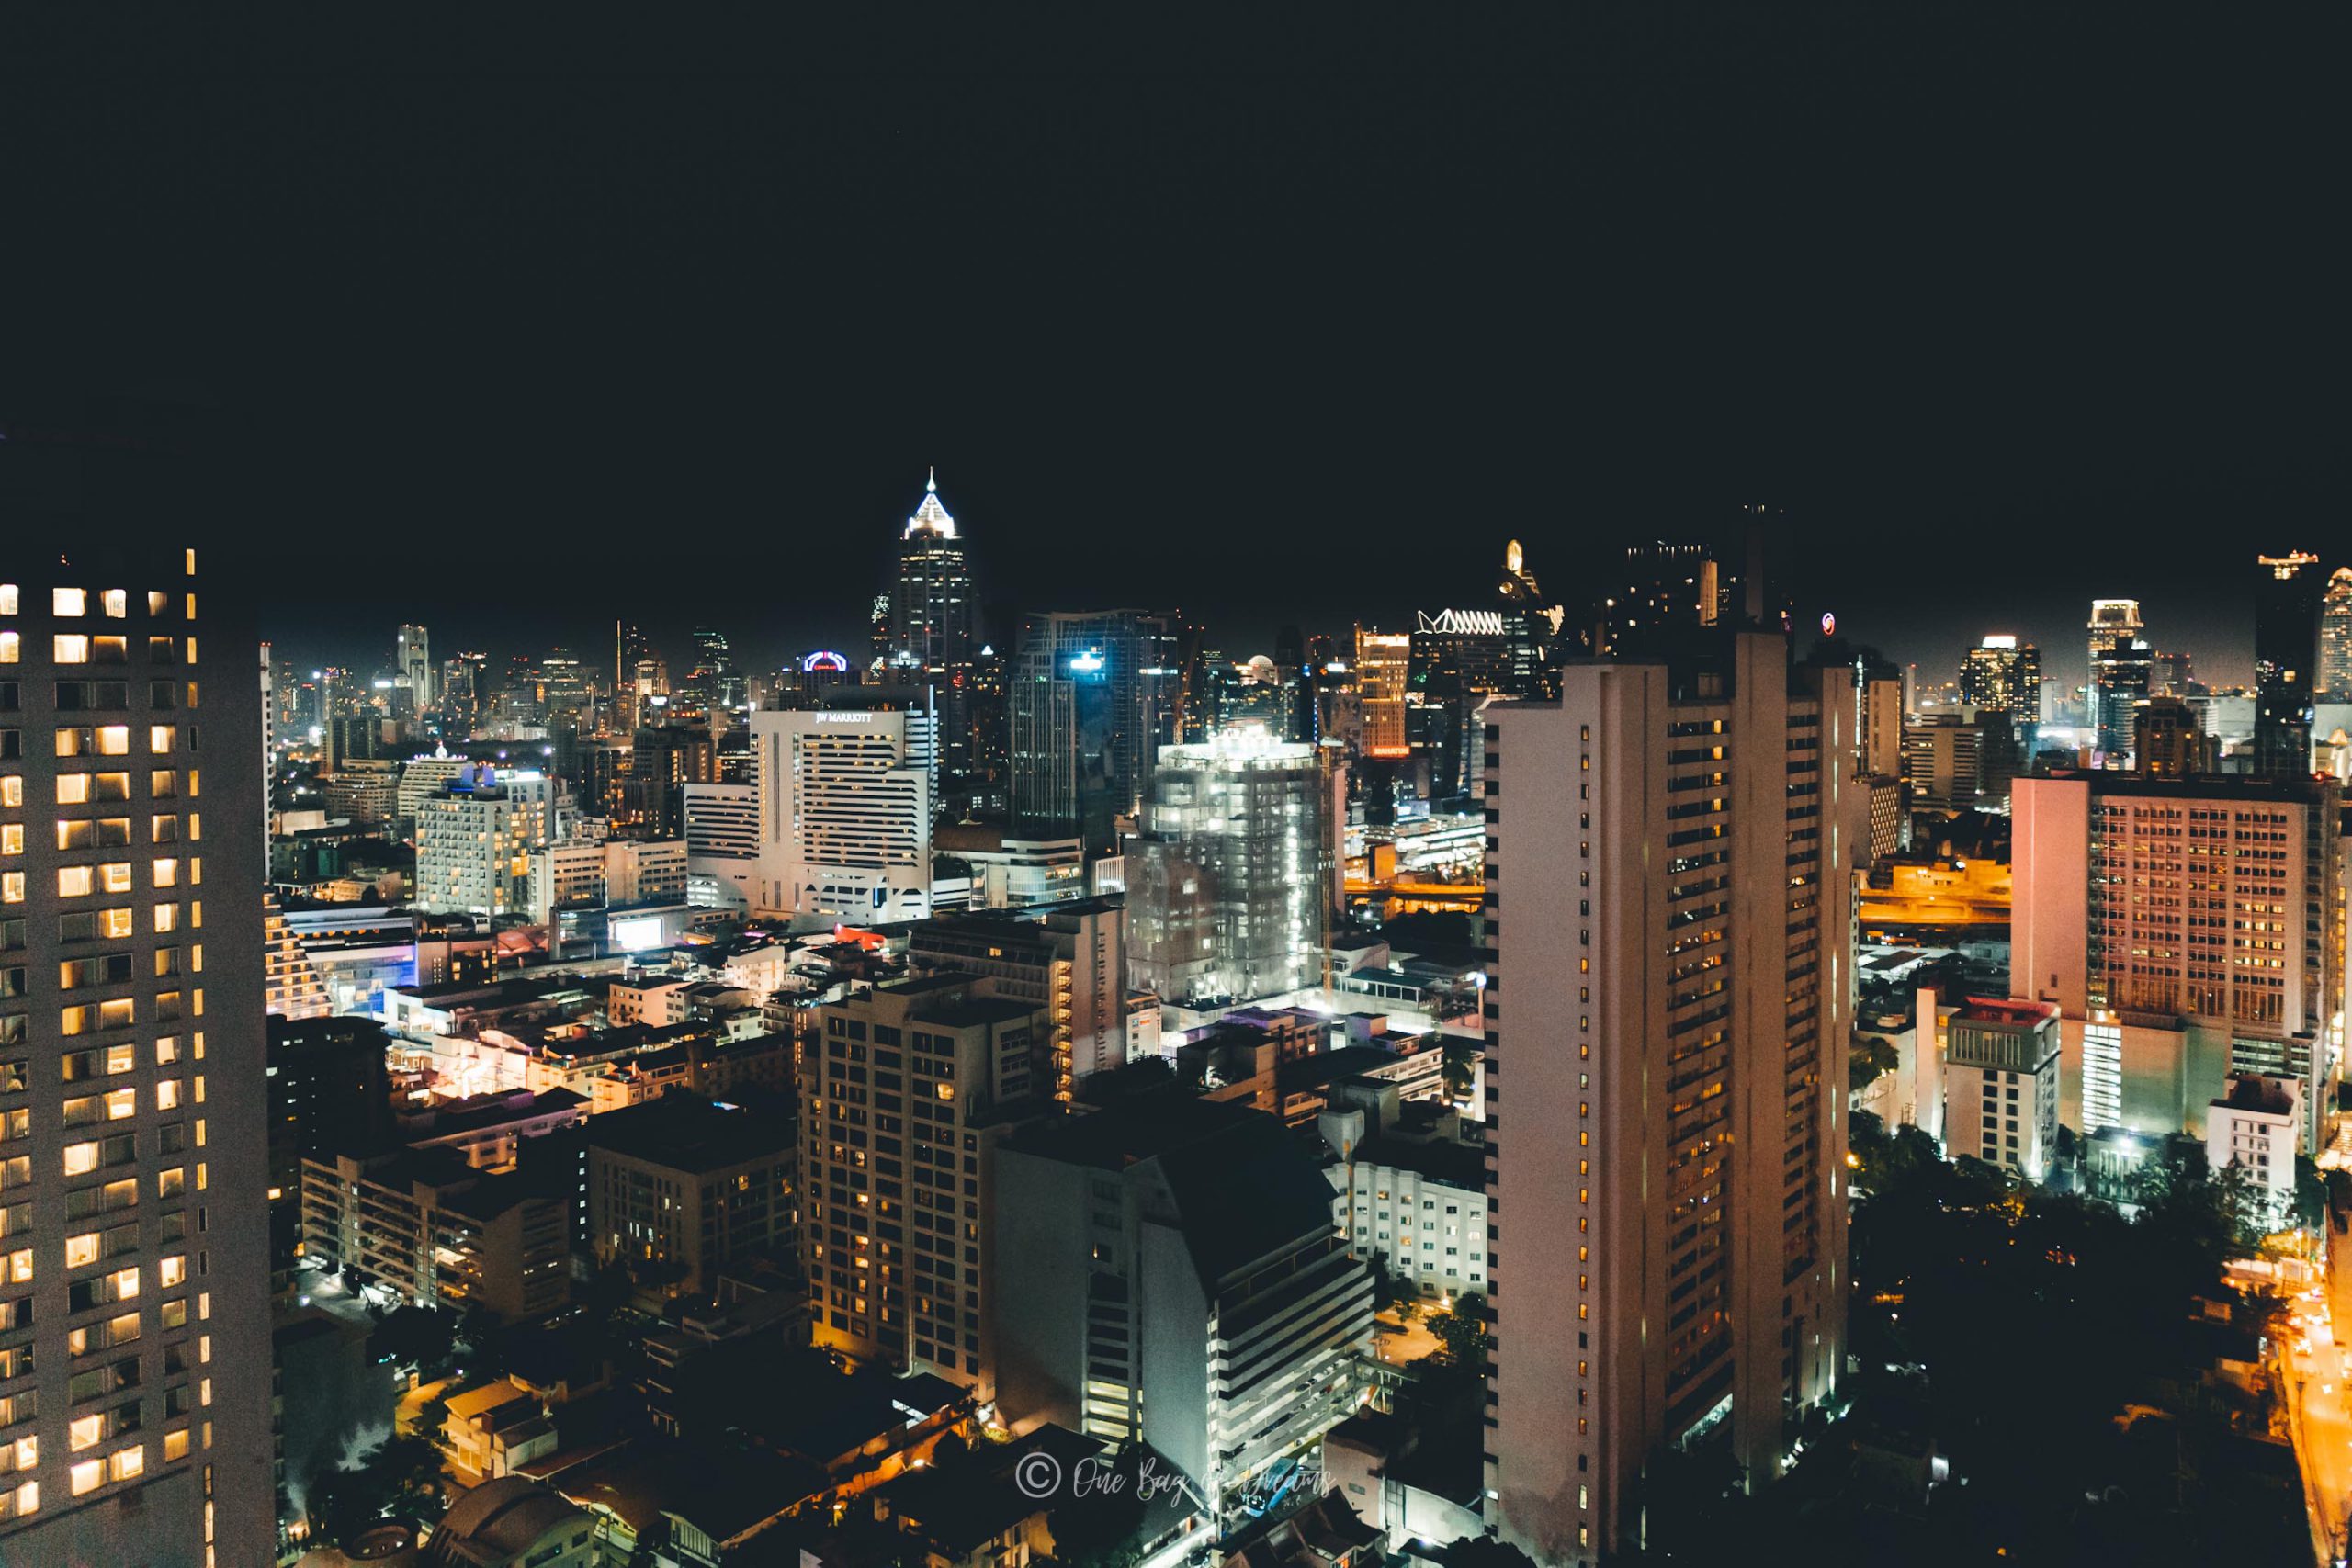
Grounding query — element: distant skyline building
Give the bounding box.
[397,622,434,711]
[1007,609,1183,856]
[2320,566,2352,701]
[882,473,981,795]
[415,765,560,918]
[1351,629,1411,760]
[1957,634,2040,739]
[2253,550,2323,777]
[2085,598,2143,751]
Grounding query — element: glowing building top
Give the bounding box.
[905,467,958,539]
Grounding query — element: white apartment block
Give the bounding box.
[1938,998,2062,1181]
[2206,1074,2300,1235]
[415,768,558,918]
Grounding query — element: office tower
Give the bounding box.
[1901,712,1986,814]
[904,899,1129,1100]
[1855,658,1905,779]
[395,623,433,713]
[993,1099,1372,1521]
[2090,637,2153,759]
[2321,567,2352,701]
[2085,598,2144,751]
[750,690,937,920]
[1496,538,1570,681]
[2254,550,2324,777]
[776,649,857,706]
[615,620,653,700]
[627,722,715,839]
[1351,630,1411,760]
[540,649,591,732]
[1592,540,1727,655]
[683,626,743,715]
[0,531,274,1557]
[1484,629,1865,1563]
[2151,649,2197,698]
[801,973,1051,1391]
[2012,769,2344,1151]
[1938,998,2062,1180]
[1007,610,1182,856]
[1957,636,2040,734]
[883,473,980,792]
[1126,728,1336,1007]
[2133,696,2211,779]
[1409,608,1532,804]
[414,765,559,917]
[439,652,487,736]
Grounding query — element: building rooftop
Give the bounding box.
[1348,1133,1483,1191]
[2215,1075,2299,1119]
[584,1094,793,1173]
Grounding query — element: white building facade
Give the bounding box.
[751,701,937,920]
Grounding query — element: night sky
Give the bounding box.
[5,8,2340,692]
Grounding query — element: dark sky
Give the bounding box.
[5,7,2342,693]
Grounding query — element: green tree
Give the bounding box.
[368,1303,457,1375]
[1849,1032,1899,1095]
[1429,1293,1490,1369]
[309,1433,447,1545]
[1049,1445,1149,1568]
[1441,1034,1480,1101]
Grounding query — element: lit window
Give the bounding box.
[100,864,131,894]
[55,774,87,804]
[163,1429,188,1461]
[56,868,92,898]
[158,1256,185,1288]
[0,874,18,905]
[53,636,87,664]
[0,778,17,808]
[63,1234,98,1269]
[96,727,129,756]
[152,860,177,889]
[0,634,14,665]
[52,589,85,618]
[69,1460,101,1496]
[146,592,167,616]
[107,1447,141,1483]
[101,908,133,939]
[153,905,178,934]
[147,727,173,755]
[62,1143,97,1176]
[0,587,13,615]
[0,828,17,858]
[100,592,126,619]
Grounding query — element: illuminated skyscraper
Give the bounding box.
[1351,629,1410,760]
[2254,550,2323,777]
[1125,728,1336,1005]
[1007,610,1182,856]
[2321,567,2352,702]
[2085,598,2143,751]
[751,690,937,920]
[395,623,433,712]
[1,429,275,1562]
[1957,635,2040,734]
[883,472,980,794]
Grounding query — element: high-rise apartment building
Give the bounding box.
[1484,628,1865,1564]
[2132,696,2211,779]
[1,520,274,1559]
[1126,729,1337,1007]
[801,973,1051,1393]
[904,900,1129,1100]
[415,766,559,918]
[1901,713,1986,815]
[1939,998,2061,1180]
[2321,567,2352,702]
[2254,550,2323,778]
[1351,630,1411,761]
[750,693,938,921]
[396,623,434,713]
[1007,610,1183,855]
[2012,769,2344,1151]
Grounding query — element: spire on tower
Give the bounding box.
[927,466,937,493]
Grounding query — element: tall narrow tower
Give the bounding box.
[2,425,274,1563]
[2255,551,2323,777]
[1484,629,1865,1564]
[884,471,979,798]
